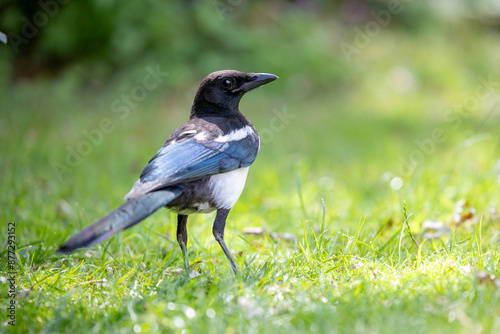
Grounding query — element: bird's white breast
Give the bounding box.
[209,167,249,209]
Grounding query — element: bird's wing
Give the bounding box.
[125,129,259,199]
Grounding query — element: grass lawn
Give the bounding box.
[2,22,500,334]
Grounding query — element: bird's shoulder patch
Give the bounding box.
[166,119,224,146]
[214,125,255,143]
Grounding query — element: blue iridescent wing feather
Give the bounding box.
[127,135,258,198]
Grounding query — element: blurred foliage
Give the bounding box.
[1,0,500,88]
[1,0,499,241]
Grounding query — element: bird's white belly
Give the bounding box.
[209,167,249,209]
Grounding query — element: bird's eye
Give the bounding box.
[221,78,233,89]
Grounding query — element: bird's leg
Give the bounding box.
[176,214,190,272]
[213,209,239,276]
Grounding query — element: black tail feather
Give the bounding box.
[58,188,182,253]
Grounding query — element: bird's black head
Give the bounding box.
[191,70,278,118]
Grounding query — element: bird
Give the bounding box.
[58,70,278,275]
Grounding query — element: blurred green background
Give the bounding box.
[2,0,499,233]
[2,0,500,333]
[2,0,500,247]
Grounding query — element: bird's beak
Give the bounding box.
[242,73,279,92]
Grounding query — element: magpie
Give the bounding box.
[58,70,278,275]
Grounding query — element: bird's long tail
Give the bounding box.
[58,187,183,253]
